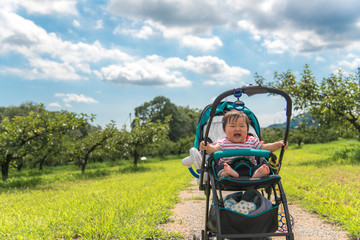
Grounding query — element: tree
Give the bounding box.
[116,117,170,166]
[67,122,117,173]
[173,135,196,155]
[261,127,284,144]
[270,65,360,137]
[134,96,200,142]
[0,102,43,122]
[0,106,92,181]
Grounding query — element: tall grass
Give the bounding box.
[280,139,360,239]
[0,157,192,239]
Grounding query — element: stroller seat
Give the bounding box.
[209,149,282,191]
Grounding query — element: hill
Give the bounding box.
[266,113,315,129]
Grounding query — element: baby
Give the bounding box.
[200,110,287,178]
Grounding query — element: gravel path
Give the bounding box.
[161,179,351,240]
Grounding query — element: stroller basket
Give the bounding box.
[207,205,279,235]
[208,189,279,235]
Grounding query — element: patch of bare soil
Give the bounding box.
[161,179,351,240]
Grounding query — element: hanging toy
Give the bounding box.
[277,186,295,232]
[278,211,295,232]
[233,88,245,111]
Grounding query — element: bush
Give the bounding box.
[332,144,360,163]
[0,177,43,190]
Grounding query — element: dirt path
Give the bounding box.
[161,179,351,240]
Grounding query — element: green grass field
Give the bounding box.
[0,158,193,239]
[0,139,359,239]
[280,139,360,238]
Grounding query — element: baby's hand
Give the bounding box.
[199,141,218,154]
[280,140,288,149]
[199,141,206,151]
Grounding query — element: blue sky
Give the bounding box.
[1,0,360,129]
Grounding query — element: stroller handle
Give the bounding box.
[213,149,271,161]
[208,84,292,119]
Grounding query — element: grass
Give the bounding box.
[279,139,360,239]
[1,140,360,239]
[0,156,193,239]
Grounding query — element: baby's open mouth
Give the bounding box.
[234,134,241,137]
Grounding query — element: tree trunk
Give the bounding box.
[133,150,139,167]
[81,154,89,173]
[17,162,23,171]
[39,156,47,171]
[1,155,11,181]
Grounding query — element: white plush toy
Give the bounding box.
[231,200,256,215]
[181,148,202,170]
[224,198,237,209]
[181,148,207,184]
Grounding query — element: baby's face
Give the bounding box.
[224,117,248,143]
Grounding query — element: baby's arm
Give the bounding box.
[260,140,288,152]
[199,141,221,154]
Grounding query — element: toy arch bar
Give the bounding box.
[199,84,292,183]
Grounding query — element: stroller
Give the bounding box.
[185,85,294,240]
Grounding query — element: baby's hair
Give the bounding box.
[222,110,250,132]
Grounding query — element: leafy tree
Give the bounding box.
[116,117,170,166]
[173,135,196,155]
[134,96,200,142]
[31,134,69,170]
[0,106,92,181]
[0,102,43,122]
[254,72,265,85]
[270,65,360,137]
[261,127,284,144]
[67,122,117,173]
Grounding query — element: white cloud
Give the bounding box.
[108,0,360,54]
[55,93,99,104]
[99,57,191,87]
[315,56,325,62]
[29,57,85,81]
[14,0,78,15]
[108,0,227,33]
[262,39,289,55]
[95,19,103,29]
[108,0,228,51]
[135,26,154,39]
[72,19,80,27]
[98,54,250,87]
[237,20,262,41]
[181,35,223,51]
[0,6,247,87]
[114,24,155,39]
[338,54,360,70]
[48,102,62,108]
[0,9,132,81]
[114,19,222,50]
[183,56,250,85]
[0,60,84,81]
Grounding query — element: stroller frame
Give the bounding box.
[197,84,294,240]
